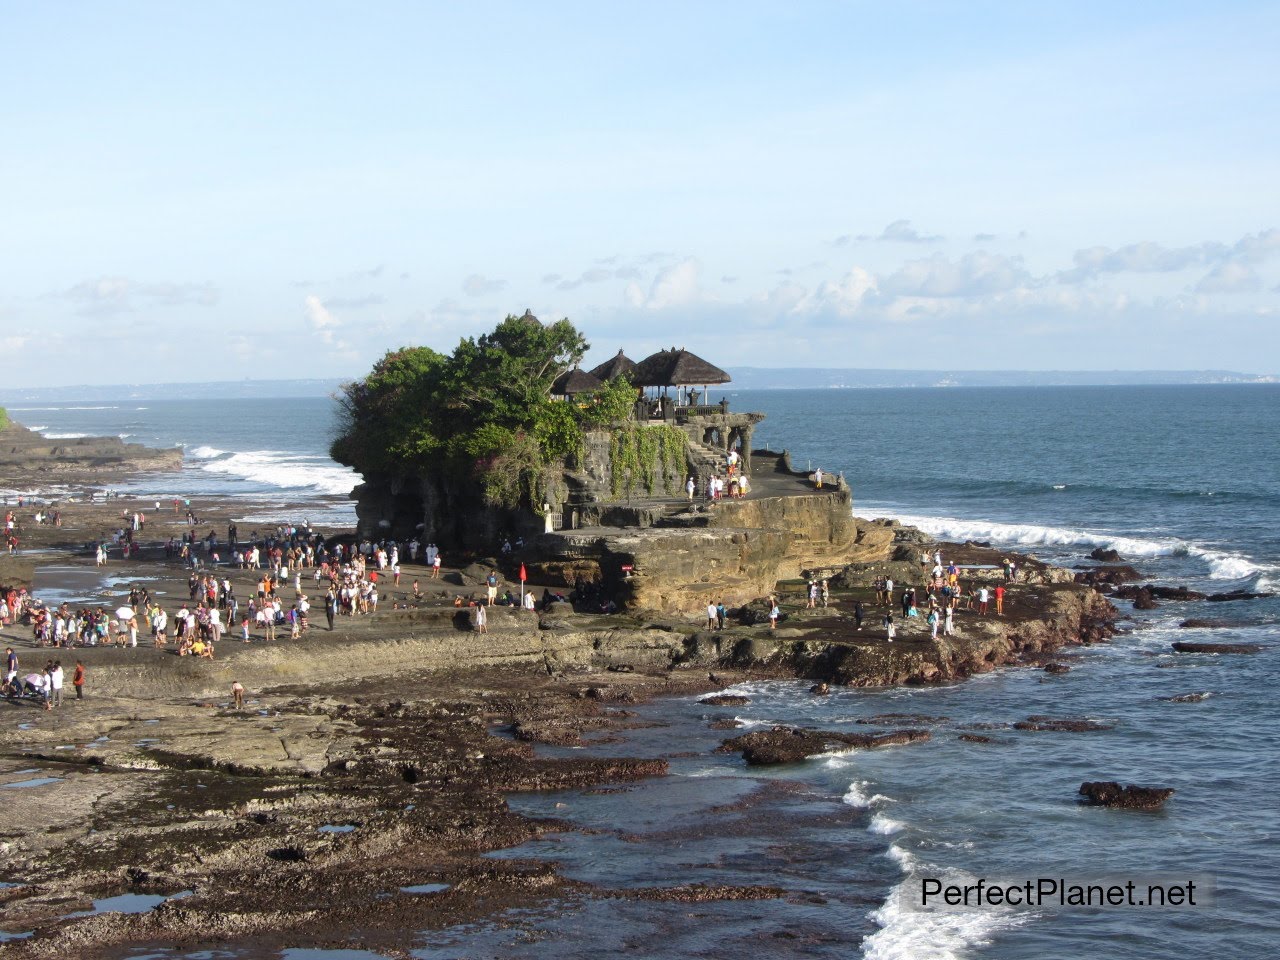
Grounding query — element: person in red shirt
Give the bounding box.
[73,661,86,699]
[995,584,1005,616]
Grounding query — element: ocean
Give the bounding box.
[8,384,1279,959]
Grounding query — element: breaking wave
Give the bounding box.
[873,511,1273,583]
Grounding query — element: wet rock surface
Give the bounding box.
[1078,781,1175,810]
[1171,641,1263,654]
[1014,715,1116,733]
[717,726,930,765]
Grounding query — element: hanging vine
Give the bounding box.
[608,424,687,499]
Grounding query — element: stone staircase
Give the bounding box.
[684,438,726,480]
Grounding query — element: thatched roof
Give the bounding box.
[588,349,638,382]
[633,347,731,387]
[551,366,603,396]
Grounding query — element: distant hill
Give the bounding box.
[0,369,1275,403]
[726,368,1278,389]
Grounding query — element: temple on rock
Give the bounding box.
[343,315,854,612]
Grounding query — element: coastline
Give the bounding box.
[0,460,1117,956]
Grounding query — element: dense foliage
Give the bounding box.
[331,314,673,511]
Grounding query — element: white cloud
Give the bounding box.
[794,266,878,316]
[304,294,339,331]
[874,219,943,243]
[462,274,506,296]
[1196,261,1261,293]
[627,258,702,309]
[881,252,1031,298]
[61,276,218,314]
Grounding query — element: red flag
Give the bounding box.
[519,563,527,582]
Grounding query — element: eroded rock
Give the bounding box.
[1078,781,1174,810]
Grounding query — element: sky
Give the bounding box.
[2,1,1278,386]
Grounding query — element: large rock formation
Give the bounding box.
[0,421,181,480]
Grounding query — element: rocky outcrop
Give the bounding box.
[1015,716,1115,732]
[1078,781,1174,810]
[716,726,930,765]
[533,493,876,614]
[1089,548,1124,562]
[0,421,181,479]
[738,584,1114,688]
[1171,641,1263,654]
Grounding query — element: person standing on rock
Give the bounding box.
[431,552,442,579]
[883,612,896,642]
[884,577,894,609]
[474,602,487,634]
[72,660,86,699]
[927,609,939,640]
[686,476,695,501]
[854,600,864,630]
[769,596,780,630]
[706,600,718,631]
[977,586,990,616]
[486,571,499,606]
[49,660,64,707]
[995,584,1005,616]
[4,648,17,696]
[716,601,727,630]
[944,604,955,637]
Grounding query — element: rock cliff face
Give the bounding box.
[0,421,182,480]
[534,492,896,614]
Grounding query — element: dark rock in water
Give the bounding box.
[708,718,743,730]
[1115,584,1208,603]
[718,726,930,765]
[958,733,993,744]
[1075,565,1143,587]
[856,713,950,726]
[1079,781,1174,810]
[1043,663,1072,675]
[1090,548,1123,562]
[1179,618,1233,629]
[1157,692,1212,703]
[1171,641,1263,654]
[699,694,751,707]
[965,539,991,548]
[1015,715,1115,732]
[1206,590,1272,602]
[809,682,830,696]
[1131,587,1158,610]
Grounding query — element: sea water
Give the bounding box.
[14,384,1280,959]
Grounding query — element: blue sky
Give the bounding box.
[2,1,1277,385]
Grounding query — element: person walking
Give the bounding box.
[72,660,86,699]
[324,589,336,630]
[474,602,488,634]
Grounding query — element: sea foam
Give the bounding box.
[875,511,1271,582]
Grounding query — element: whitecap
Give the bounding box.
[42,432,88,439]
[869,813,905,835]
[863,874,1032,960]
[872,510,1271,581]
